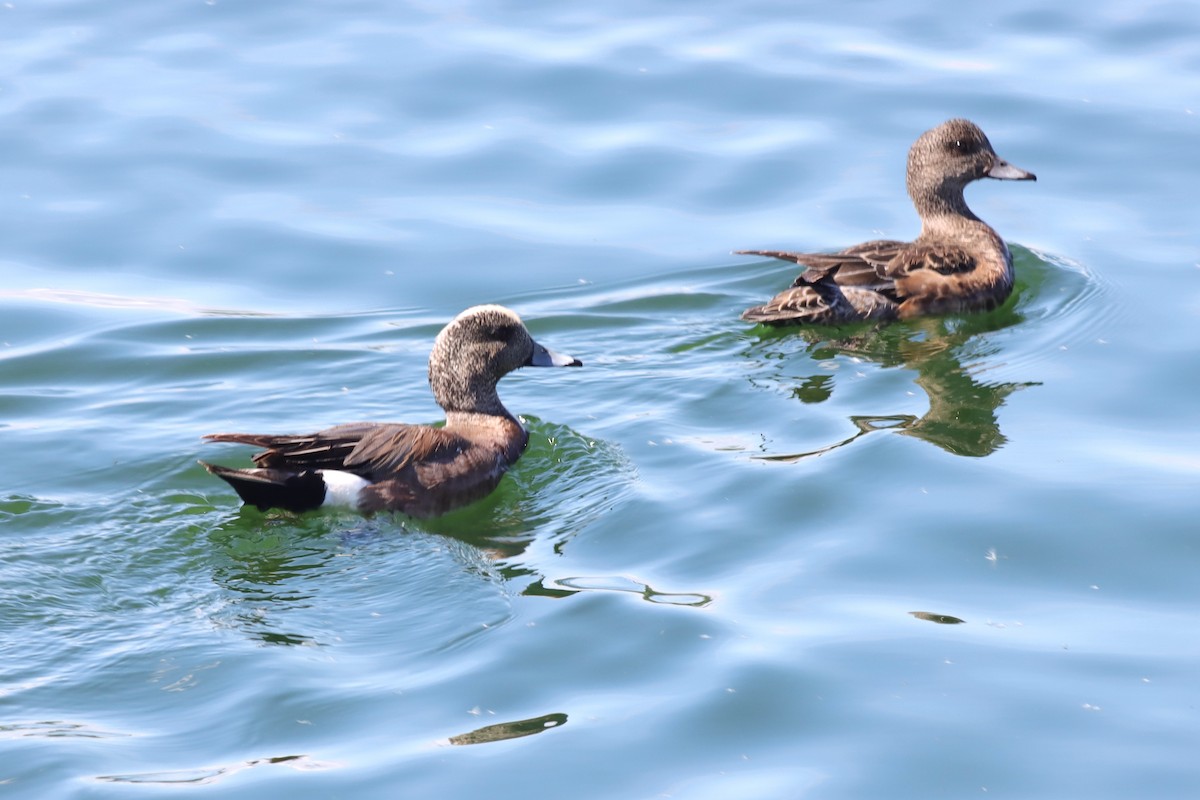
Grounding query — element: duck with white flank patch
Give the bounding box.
[739,118,1036,325]
[200,304,582,517]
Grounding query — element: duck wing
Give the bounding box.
[204,423,468,480]
[883,242,978,278]
[741,282,899,324]
[740,278,860,325]
[738,240,907,324]
[738,240,904,292]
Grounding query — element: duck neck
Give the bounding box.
[910,178,982,229]
[444,409,522,435]
[432,373,512,421]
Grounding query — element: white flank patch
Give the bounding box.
[320,470,370,509]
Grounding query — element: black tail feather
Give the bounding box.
[200,462,326,513]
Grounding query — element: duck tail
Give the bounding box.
[736,249,810,263]
[199,462,326,513]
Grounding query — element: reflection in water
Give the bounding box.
[96,754,333,785]
[0,720,131,740]
[448,712,567,746]
[909,611,966,624]
[207,516,342,647]
[749,307,1038,459]
[421,420,632,559]
[543,575,713,607]
[201,421,640,646]
[204,511,517,649]
[371,421,639,606]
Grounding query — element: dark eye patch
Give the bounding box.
[948,137,981,155]
[487,323,518,342]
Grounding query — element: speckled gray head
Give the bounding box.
[907,119,1036,214]
[429,304,581,415]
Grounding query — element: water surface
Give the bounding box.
[2,1,1199,798]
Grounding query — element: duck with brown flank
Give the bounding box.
[200,304,582,517]
[739,119,1036,325]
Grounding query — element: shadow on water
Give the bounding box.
[741,246,1106,460]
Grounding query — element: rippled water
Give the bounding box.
[3,1,1199,798]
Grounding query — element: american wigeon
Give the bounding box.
[739,118,1036,325]
[200,304,582,517]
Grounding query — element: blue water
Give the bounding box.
[3,1,1199,798]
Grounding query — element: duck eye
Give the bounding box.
[487,324,517,342]
[950,138,979,154]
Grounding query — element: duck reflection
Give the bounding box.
[206,510,538,648]
[97,754,331,785]
[202,421,654,646]
[447,712,568,746]
[207,516,362,647]
[527,575,713,606]
[909,611,966,624]
[750,307,1037,460]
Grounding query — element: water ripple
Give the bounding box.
[2,1,1198,797]
[96,754,335,786]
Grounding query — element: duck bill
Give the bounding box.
[987,158,1036,181]
[528,341,583,368]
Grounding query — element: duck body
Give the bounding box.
[740,119,1035,325]
[200,305,581,517]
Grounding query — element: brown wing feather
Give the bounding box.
[741,280,857,325]
[203,423,468,479]
[837,240,907,268]
[344,425,468,475]
[356,421,527,517]
[739,241,905,295]
[885,244,978,278]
